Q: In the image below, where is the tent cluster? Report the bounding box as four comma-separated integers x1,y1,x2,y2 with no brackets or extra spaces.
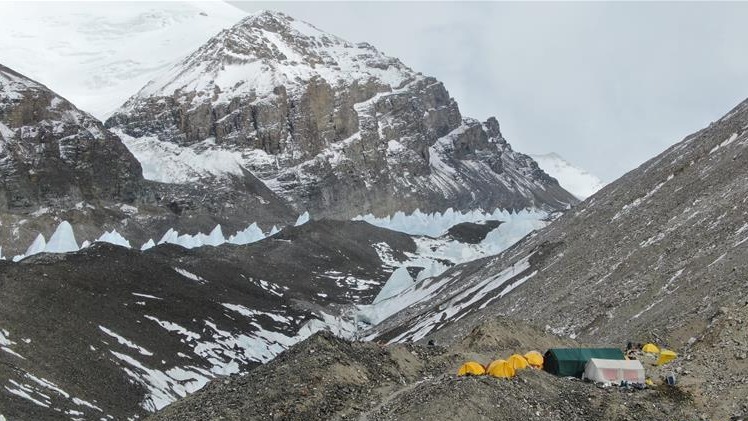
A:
457,345,678,386
457,351,544,379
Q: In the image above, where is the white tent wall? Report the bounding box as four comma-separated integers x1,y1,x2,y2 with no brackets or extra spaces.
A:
583,358,645,384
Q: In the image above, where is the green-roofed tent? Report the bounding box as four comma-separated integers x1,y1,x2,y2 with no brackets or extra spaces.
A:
543,348,625,377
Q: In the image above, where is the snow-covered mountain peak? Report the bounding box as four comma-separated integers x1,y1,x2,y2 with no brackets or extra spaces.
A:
530,152,606,199
0,1,247,119
1,64,98,134
0,65,43,99
132,9,414,106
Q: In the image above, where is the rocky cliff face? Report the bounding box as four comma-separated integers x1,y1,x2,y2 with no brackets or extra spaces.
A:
0,64,144,210
107,11,577,218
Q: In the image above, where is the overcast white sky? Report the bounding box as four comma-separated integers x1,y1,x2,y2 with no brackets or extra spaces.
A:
232,1,748,181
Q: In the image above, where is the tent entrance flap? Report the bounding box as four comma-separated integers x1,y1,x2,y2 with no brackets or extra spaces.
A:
543,348,625,377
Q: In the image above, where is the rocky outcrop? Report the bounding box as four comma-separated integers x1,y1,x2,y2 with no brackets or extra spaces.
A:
0,64,144,210
107,11,577,218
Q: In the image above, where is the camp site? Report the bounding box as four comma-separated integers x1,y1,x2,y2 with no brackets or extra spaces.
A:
457,342,679,389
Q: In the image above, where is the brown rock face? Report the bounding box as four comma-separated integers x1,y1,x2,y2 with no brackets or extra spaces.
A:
0,64,144,210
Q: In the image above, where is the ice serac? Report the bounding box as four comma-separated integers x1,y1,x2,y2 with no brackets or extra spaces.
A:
24,233,47,256
106,10,578,218
45,221,79,253
0,64,144,211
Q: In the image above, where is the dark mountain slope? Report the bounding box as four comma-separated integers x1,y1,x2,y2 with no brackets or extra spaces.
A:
0,221,413,420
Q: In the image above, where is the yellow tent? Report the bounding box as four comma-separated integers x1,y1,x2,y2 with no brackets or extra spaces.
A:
524,351,544,368
508,354,529,370
656,349,677,366
487,360,516,378
642,343,660,354
457,361,486,376
486,359,506,373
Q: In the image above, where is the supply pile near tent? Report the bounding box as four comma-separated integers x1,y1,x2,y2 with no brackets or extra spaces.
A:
544,348,625,377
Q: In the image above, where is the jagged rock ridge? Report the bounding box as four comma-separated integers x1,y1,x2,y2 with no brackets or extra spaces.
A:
107,10,578,218
0,64,144,210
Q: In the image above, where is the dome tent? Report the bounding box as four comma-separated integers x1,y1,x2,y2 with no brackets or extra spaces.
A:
508,354,529,370
524,351,544,368
457,361,486,376
487,360,515,378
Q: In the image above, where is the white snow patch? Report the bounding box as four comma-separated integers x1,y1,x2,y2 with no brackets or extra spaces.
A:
709,133,739,154
99,326,153,356
132,293,163,300
221,303,293,324
173,267,206,284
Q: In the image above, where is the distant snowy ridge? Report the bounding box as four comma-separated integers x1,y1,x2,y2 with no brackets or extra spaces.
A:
0,1,247,118
126,9,413,107
530,153,606,199
353,207,547,237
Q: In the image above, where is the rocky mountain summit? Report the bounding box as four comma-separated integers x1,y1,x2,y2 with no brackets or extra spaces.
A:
107,10,577,218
